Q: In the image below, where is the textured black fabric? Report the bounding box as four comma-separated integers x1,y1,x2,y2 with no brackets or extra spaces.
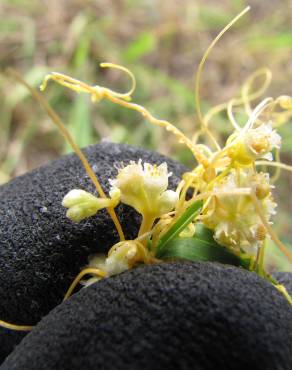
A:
2,261,292,370
0,330,24,365
0,142,187,362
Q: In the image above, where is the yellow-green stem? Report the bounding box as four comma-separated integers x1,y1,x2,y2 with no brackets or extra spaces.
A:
6,68,125,241
257,241,266,276
138,215,155,246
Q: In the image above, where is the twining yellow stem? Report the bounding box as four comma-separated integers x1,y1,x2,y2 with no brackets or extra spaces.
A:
6,68,125,241
194,6,250,149
202,68,272,132
63,267,107,300
271,150,281,183
138,215,156,245
40,69,209,166
257,151,283,184
104,93,209,166
241,68,272,116
206,165,232,191
203,102,229,127
256,160,292,173
176,175,194,212
0,319,33,332
40,63,136,102
257,240,266,276
227,99,242,131
135,213,175,245
184,187,252,208
131,240,156,264
208,98,275,169
99,62,136,98
243,97,274,132
150,218,172,249
134,241,153,264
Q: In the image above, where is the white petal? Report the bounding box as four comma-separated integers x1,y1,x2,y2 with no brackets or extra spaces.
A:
262,152,273,161
143,162,169,195
158,190,179,214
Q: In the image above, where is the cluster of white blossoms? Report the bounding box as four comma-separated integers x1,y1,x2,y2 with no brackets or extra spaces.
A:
35,23,292,308
63,160,178,224
62,160,178,277
202,170,277,255
228,122,281,165
61,114,284,274
109,160,178,220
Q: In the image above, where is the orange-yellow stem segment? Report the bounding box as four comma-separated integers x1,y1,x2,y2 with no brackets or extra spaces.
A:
63,267,107,300
0,319,33,332
6,68,125,241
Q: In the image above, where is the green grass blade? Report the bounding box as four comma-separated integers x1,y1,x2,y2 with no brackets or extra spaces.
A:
65,94,92,153
158,224,250,268
122,31,156,63
156,200,203,257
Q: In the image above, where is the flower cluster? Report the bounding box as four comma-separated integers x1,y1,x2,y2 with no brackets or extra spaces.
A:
47,59,292,310
62,160,178,225
110,160,178,220
36,6,292,306
62,160,177,277
3,7,292,336
202,170,277,255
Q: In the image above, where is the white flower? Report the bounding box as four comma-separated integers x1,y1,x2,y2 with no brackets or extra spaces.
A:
228,122,281,165
202,170,277,255
245,122,281,161
88,241,139,277
62,189,119,222
110,160,178,218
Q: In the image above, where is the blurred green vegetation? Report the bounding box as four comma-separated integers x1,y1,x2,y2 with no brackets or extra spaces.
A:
0,0,291,271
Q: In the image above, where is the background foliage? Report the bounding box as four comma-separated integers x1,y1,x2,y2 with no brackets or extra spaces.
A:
0,0,291,271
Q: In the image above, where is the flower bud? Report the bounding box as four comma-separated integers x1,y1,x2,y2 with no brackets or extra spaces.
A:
89,242,140,277
158,190,179,215
62,189,119,222
255,183,270,200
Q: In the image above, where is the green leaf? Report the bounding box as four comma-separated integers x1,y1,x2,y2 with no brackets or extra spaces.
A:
65,94,93,153
156,201,203,257
158,224,250,268
247,32,292,51
199,6,234,28
122,31,156,63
